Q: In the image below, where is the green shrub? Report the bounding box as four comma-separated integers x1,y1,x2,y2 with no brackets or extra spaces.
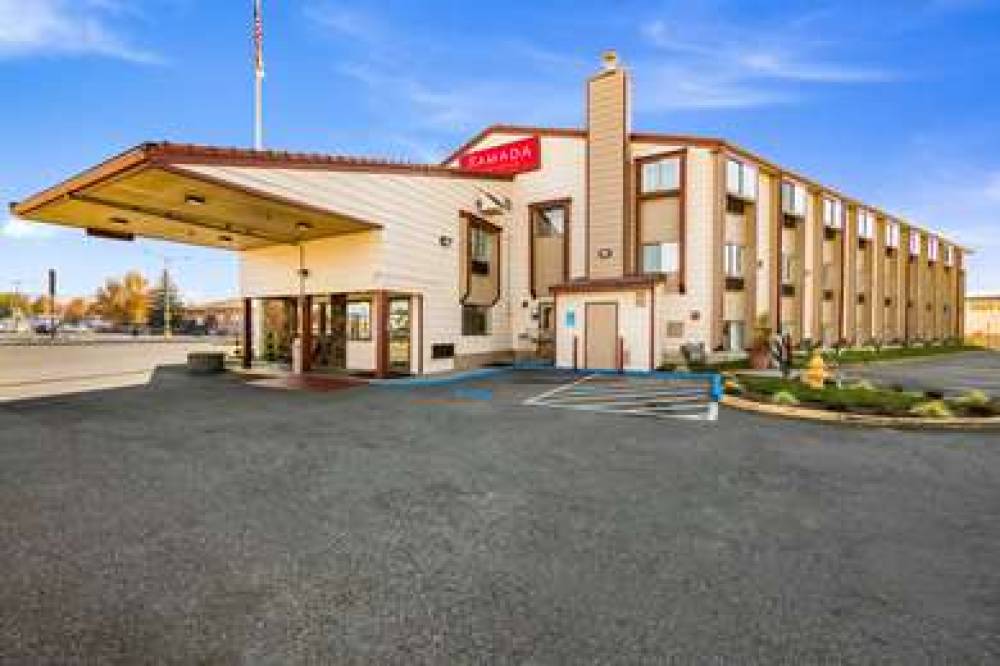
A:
954,389,990,408
849,379,876,391
772,390,799,406
909,400,953,418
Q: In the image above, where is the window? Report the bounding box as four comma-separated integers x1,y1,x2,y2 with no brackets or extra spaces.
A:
640,157,680,193
944,244,954,266
723,321,746,352
909,231,921,256
723,243,744,278
928,236,939,262
470,225,493,275
885,220,900,248
726,158,757,200
857,209,875,240
823,197,843,229
781,180,807,217
531,202,568,296
642,242,680,274
533,205,565,237
781,253,796,284
462,304,490,336
347,300,371,341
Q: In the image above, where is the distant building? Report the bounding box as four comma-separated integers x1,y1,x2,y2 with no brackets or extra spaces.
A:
183,298,242,335
966,294,1000,349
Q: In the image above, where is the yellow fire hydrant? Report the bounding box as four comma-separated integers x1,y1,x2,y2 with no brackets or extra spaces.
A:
802,350,828,389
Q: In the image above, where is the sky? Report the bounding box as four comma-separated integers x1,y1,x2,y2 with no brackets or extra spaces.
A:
1,0,999,301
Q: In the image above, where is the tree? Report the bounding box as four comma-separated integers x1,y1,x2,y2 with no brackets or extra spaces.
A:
0,292,30,319
94,271,149,327
62,297,89,324
31,295,54,317
148,269,184,333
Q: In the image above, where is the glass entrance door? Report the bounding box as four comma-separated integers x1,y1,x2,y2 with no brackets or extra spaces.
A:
387,297,411,374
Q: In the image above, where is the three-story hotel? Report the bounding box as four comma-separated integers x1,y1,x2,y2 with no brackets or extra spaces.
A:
12,52,969,377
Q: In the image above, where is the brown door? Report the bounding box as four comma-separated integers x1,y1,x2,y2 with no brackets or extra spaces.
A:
387,297,411,374
537,302,556,362
585,302,618,370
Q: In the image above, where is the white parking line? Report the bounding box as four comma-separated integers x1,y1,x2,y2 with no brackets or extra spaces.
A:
524,374,719,421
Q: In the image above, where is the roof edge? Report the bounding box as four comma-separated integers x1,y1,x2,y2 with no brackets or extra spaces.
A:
12,142,514,218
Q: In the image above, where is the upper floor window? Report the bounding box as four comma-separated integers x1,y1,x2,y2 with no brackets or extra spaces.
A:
533,204,565,237
726,158,757,200
944,244,954,266
885,220,900,248
822,197,843,229
530,201,569,296
640,157,680,193
781,180,807,217
723,243,744,278
857,209,875,240
470,225,493,275
928,235,939,262
909,231,921,256
781,253,796,284
642,241,679,274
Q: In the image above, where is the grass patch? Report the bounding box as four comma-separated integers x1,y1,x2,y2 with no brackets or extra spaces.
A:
735,375,1000,418
820,342,983,367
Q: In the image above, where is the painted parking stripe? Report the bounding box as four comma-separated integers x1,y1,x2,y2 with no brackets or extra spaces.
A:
524,373,719,421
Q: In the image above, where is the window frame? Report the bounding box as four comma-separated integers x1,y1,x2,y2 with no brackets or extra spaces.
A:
639,156,681,194
461,304,491,337
642,241,680,275
723,243,744,278
781,180,807,217
528,198,571,298
822,197,843,229
346,299,372,342
726,158,757,200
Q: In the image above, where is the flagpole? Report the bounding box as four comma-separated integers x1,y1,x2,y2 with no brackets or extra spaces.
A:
253,0,264,150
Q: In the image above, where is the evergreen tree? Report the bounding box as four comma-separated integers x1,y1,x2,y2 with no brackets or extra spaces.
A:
149,269,184,332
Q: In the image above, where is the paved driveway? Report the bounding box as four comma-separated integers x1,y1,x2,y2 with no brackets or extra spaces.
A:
1,368,998,663
845,349,1000,396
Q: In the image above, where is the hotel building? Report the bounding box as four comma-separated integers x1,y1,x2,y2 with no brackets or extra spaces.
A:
11,53,969,377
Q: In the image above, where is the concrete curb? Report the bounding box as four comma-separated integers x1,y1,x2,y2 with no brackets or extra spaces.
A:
722,394,1000,430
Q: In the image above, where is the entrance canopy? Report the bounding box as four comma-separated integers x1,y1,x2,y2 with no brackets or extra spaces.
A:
10,142,383,250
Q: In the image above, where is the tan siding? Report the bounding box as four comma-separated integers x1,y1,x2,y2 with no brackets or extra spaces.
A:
587,70,628,278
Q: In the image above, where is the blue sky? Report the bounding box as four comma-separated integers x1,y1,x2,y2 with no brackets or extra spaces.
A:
2,0,999,300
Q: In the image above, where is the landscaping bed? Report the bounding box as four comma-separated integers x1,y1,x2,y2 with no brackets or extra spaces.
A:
729,375,1000,419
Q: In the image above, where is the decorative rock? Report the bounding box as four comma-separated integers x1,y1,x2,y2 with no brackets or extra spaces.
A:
187,352,225,374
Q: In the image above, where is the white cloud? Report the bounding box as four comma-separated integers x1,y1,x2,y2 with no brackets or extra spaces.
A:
1,217,55,240
638,12,896,110
0,0,161,64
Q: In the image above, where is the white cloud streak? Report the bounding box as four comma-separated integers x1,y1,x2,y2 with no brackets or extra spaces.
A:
1,217,55,240
0,0,161,64
637,13,896,111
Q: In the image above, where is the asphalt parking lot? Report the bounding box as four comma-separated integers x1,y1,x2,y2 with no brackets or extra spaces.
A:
845,349,1000,396
1,367,998,663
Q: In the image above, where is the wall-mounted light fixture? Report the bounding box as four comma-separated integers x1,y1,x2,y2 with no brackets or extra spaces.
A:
184,194,206,206
295,221,313,231
439,235,453,248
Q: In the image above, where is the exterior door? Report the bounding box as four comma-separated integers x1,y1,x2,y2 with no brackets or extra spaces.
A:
537,302,556,363
387,297,411,374
585,302,618,370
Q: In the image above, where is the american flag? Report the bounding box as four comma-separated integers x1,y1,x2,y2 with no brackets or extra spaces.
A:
253,0,264,74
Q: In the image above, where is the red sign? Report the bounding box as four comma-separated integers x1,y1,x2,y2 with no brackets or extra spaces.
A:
459,136,541,175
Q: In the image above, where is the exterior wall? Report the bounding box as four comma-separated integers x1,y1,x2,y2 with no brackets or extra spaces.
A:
586,68,630,279
186,131,967,376
189,164,515,374
966,295,1000,348
555,288,653,371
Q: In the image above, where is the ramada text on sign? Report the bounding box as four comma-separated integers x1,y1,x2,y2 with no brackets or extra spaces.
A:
458,136,541,175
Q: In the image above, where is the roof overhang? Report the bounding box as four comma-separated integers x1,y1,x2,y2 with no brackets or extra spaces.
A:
9,142,505,250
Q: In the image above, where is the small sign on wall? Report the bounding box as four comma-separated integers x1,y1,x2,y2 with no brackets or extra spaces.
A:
565,308,576,328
